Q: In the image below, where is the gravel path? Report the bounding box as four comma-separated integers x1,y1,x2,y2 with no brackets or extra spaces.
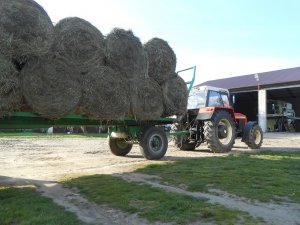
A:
0,132,300,224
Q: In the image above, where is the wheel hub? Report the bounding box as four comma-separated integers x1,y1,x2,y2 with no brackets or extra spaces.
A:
149,135,162,152
218,125,228,138
116,139,128,149
217,119,233,145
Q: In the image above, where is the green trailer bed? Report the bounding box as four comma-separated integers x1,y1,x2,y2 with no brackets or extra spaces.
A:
0,112,175,129
0,111,182,160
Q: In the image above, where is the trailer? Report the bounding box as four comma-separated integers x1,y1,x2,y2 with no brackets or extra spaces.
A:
0,67,196,160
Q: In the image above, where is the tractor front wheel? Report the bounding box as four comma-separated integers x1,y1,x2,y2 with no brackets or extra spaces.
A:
243,123,263,149
204,110,236,153
172,123,197,151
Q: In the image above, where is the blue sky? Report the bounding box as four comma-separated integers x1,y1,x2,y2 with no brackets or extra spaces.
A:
36,0,300,85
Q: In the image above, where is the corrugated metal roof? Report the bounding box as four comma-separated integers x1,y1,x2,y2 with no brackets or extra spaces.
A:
198,67,300,90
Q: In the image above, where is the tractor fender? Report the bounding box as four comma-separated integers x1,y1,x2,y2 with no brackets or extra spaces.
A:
197,107,235,121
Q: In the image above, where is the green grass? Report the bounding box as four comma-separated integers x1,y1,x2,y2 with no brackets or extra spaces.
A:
0,185,87,225
64,175,264,225
137,151,300,203
0,132,107,138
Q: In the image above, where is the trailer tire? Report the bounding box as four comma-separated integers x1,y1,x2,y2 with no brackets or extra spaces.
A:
243,123,263,149
139,127,168,160
108,137,133,156
204,110,236,153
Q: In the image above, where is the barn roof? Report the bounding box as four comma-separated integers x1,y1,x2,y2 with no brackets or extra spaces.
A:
198,67,300,91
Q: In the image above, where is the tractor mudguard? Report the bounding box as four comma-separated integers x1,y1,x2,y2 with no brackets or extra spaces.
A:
196,107,215,120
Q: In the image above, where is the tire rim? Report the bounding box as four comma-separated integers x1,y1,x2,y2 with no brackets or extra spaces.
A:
217,119,233,145
116,139,128,149
149,134,163,152
254,129,262,145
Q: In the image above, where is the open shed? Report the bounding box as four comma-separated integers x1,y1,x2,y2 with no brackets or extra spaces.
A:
199,67,300,132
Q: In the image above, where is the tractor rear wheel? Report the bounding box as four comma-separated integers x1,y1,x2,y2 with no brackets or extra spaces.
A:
204,110,236,153
108,137,133,156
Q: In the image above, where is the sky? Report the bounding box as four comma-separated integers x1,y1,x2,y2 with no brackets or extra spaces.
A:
35,0,300,85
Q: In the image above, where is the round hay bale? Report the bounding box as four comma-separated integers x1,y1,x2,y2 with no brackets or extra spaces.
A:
79,65,130,120
52,17,105,73
144,38,177,84
20,56,81,119
0,54,22,117
105,28,148,79
162,75,188,117
130,77,163,120
0,0,54,63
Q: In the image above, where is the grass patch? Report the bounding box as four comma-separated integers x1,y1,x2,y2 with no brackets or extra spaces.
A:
0,132,107,138
0,185,87,225
64,175,264,225
137,151,300,203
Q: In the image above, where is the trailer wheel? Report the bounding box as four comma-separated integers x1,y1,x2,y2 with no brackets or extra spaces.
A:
108,137,133,156
139,127,168,160
243,123,263,149
204,110,236,153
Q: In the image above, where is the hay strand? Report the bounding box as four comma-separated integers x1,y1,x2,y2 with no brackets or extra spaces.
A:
0,54,22,117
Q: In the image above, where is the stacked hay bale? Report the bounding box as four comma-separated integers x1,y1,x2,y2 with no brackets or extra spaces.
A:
20,56,81,119
129,77,164,120
80,65,130,120
0,0,54,65
51,17,105,73
144,38,188,117
144,38,177,84
50,17,121,119
105,28,163,120
161,73,188,116
0,54,22,117
105,28,148,79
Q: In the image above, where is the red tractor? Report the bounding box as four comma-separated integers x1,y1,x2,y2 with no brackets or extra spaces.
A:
172,85,263,152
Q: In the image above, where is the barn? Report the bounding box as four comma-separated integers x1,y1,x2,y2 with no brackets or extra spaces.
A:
199,67,300,132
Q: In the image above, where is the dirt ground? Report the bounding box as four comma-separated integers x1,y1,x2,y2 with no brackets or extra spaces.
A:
0,132,300,225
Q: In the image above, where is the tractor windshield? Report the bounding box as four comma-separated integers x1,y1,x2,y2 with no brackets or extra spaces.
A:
187,89,206,109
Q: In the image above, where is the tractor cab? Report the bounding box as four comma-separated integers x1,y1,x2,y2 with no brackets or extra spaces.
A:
187,85,247,123
188,85,231,109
